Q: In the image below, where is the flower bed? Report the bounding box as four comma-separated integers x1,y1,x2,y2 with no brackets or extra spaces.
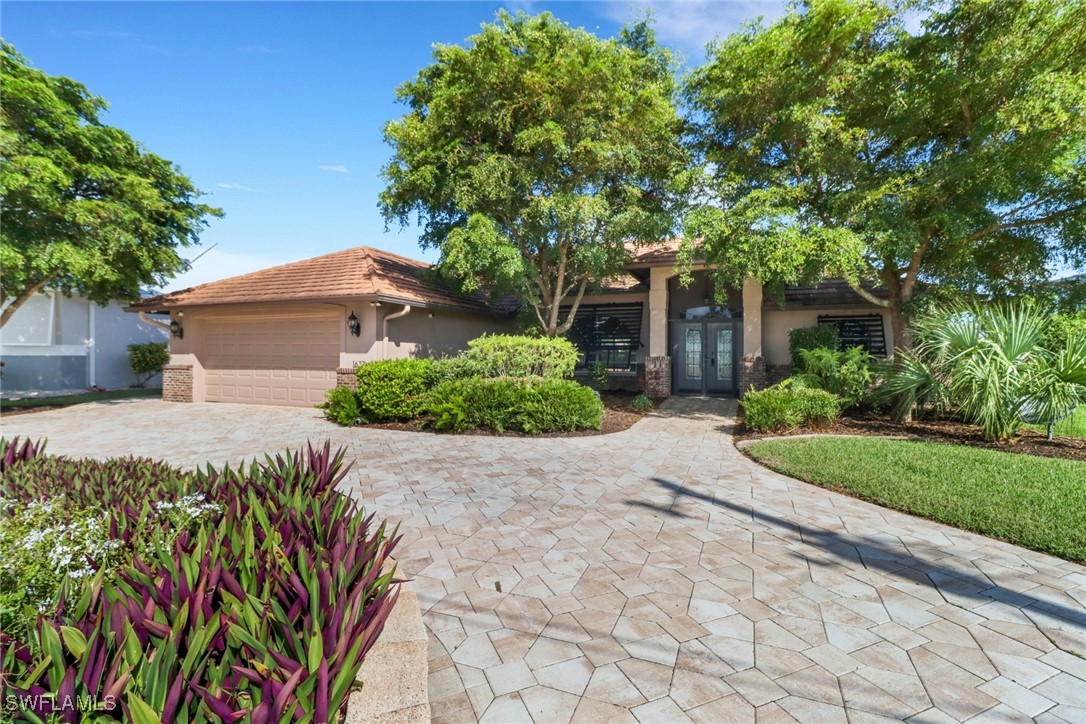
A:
0,438,398,722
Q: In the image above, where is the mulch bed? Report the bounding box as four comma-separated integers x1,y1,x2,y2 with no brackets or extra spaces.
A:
734,411,1086,462
357,391,650,437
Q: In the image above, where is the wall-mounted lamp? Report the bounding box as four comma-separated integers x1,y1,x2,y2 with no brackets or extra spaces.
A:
169,318,184,339
347,311,361,337
427,312,434,319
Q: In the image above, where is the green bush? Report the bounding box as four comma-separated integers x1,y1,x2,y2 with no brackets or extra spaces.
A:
632,393,653,411
587,362,609,390
127,341,170,387
878,302,1086,442
788,325,840,369
794,346,875,407
427,377,604,433
428,355,491,385
321,386,367,426
462,334,579,379
354,358,435,420
1043,311,1086,352
742,381,842,433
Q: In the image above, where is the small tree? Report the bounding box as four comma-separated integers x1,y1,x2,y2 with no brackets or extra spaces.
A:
128,342,170,388
0,43,221,327
381,12,689,335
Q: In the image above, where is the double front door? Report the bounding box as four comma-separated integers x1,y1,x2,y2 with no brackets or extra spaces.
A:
672,320,740,395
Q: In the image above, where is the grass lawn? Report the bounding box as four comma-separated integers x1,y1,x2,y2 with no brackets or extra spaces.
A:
0,388,161,411
746,436,1086,563
1025,405,1086,439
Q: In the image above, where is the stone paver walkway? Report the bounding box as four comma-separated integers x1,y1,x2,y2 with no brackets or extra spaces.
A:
5,398,1086,722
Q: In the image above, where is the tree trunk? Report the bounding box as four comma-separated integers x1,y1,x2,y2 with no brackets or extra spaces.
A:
0,279,49,328
883,273,912,354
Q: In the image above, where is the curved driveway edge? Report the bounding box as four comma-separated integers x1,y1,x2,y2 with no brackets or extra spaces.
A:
5,397,1086,722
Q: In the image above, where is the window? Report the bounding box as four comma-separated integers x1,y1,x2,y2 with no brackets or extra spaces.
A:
817,314,887,357
560,303,643,371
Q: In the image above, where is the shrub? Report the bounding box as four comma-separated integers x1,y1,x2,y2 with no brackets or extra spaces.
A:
461,334,579,379
742,381,842,433
0,438,398,723
355,358,435,420
427,377,604,433
794,346,875,407
878,302,1086,442
1043,311,1086,352
632,393,653,411
587,362,609,390
321,385,367,426
428,355,490,385
128,341,170,387
788,325,840,369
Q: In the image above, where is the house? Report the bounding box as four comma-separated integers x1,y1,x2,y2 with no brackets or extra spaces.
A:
129,243,892,407
1,292,170,392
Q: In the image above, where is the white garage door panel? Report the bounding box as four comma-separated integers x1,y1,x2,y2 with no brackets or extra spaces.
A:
203,316,339,407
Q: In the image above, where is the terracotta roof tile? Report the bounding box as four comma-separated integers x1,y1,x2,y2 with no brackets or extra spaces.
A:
130,246,515,315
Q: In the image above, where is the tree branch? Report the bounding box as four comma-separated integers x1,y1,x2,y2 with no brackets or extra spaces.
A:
0,278,50,328
556,279,589,335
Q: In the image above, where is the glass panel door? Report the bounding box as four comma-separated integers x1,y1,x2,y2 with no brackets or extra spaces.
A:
671,321,704,393
707,323,736,394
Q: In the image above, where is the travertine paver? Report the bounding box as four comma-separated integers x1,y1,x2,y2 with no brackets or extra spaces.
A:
6,397,1086,722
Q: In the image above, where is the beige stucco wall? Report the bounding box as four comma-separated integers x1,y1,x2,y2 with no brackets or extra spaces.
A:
762,307,893,366
361,305,515,364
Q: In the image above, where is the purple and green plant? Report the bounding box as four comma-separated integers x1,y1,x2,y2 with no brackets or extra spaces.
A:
0,438,400,723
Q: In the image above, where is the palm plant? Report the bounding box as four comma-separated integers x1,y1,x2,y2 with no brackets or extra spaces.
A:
880,303,1086,442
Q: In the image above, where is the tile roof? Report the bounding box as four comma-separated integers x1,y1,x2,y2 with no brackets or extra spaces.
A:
130,246,515,315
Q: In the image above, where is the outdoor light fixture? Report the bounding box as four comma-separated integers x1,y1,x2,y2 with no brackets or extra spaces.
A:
428,312,434,318
369,301,382,308
169,318,184,339
347,311,361,337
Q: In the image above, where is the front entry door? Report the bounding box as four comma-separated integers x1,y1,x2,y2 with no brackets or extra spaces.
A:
672,320,739,395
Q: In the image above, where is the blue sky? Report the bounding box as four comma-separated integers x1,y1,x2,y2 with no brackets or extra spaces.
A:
4,1,784,291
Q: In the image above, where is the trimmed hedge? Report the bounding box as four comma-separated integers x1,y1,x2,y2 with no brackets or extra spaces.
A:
788,325,840,369
461,334,579,379
742,381,842,432
354,358,435,420
427,377,604,433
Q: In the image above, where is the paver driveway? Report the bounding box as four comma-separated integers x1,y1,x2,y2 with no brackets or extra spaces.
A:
5,398,1086,722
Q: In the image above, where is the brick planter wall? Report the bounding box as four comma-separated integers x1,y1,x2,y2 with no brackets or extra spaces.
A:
766,364,792,386
162,365,193,403
644,356,671,399
737,356,766,398
336,367,359,391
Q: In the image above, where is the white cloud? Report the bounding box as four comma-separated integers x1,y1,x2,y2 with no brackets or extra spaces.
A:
318,164,349,173
600,1,787,60
217,182,257,192
162,249,302,292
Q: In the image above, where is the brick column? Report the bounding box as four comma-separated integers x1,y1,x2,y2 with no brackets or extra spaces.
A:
737,356,766,398
336,367,358,390
162,365,193,403
644,356,671,399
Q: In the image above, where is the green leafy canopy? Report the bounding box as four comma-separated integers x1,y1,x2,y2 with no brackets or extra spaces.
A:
685,0,1086,349
0,42,222,326
380,11,690,334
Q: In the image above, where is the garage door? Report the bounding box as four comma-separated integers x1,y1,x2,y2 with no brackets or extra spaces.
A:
203,315,339,407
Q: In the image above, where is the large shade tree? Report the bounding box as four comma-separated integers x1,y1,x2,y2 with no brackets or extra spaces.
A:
0,43,221,327
380,12,688,335
685,0,1086,350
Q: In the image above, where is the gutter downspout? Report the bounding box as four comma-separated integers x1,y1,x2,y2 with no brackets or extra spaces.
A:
88,303,96,388
138,311,172,333
382,304,411,359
